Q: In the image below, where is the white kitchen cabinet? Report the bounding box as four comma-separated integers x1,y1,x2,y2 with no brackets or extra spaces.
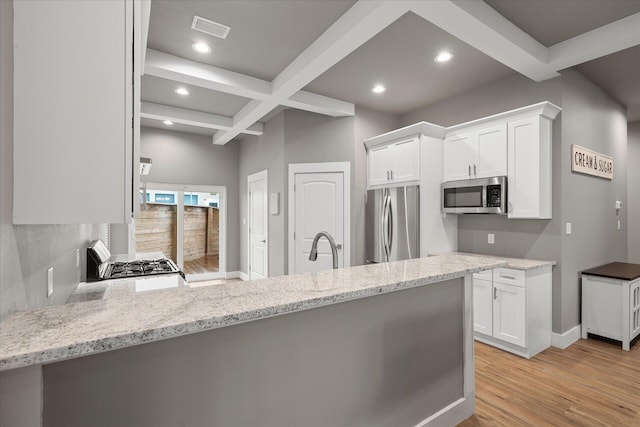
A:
13,0,140,224
581,263,640,351
366,136,420,187
473,274,493,336
443,102,561,219
444,124,507,181
473,266,552,358
507,115,553,219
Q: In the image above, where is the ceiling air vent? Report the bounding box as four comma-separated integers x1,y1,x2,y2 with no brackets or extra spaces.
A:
191,15,230,39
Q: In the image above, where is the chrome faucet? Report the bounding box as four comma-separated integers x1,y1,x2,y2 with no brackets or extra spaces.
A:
308,231,339,269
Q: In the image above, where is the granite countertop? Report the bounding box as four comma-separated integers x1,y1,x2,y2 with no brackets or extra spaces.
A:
0,254,506,371
444,252,556,271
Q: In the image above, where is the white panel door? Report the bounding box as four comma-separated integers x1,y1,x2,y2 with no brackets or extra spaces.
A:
249,172,268,280
473,278,493,335
508,117,540,218
293,172,344,274
475,124,507,178
443,133,474,181
493,282,526,347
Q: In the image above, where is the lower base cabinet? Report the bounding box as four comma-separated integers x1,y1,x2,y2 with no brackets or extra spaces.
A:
473,266,552,358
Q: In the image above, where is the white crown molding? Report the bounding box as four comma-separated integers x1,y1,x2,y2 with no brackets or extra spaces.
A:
140,102,264,135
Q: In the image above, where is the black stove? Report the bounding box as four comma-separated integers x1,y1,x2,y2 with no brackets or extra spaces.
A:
104,259,181,279
86,240,183,281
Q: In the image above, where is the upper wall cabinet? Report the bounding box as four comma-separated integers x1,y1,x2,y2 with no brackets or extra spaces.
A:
364,122,447,189
443,102,561,219
13,0,141,224
367,136,420,187
444,123,507,181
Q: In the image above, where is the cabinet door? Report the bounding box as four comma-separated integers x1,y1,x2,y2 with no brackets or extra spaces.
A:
473,278,493,335
390,137,420,183
368,144,392,187
493,282,526,347
475,124,507,178
13,0,134,224
507,117,552,219
443,132,474,181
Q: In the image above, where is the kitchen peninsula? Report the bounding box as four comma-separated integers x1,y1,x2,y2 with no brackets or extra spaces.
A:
0,254,506,427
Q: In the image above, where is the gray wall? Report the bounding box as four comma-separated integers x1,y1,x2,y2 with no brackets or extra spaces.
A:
559,69,628,333
238,108,398,276
1,0,102,321
43,279,464,427
140,127,241,272
238,113,286,276
628,121,640,263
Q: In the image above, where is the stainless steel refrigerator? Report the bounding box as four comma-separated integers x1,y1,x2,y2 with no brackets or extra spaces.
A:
366,185,419,263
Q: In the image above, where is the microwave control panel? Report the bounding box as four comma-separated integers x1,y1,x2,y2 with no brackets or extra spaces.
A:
486,185,503,208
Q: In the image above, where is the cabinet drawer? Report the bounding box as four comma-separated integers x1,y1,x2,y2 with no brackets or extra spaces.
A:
473,269,493,281
494,268,525,287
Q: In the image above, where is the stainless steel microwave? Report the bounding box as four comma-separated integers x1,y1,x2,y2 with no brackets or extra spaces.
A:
442,176,507,214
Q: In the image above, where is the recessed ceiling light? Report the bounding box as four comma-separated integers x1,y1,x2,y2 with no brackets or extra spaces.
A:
372,84,386,94
163,120,174,126
175,87,190,96
192,41,211,54
434,51,454,63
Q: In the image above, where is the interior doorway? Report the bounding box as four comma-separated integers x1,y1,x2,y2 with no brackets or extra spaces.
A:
248,170,268,280
136,183,226,282
288,162,350,274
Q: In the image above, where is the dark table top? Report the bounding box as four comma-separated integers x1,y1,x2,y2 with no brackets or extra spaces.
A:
582,262,640,281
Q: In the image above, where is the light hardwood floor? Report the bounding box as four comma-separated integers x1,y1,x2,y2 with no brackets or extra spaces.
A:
459,338,640,426
183,254,219,275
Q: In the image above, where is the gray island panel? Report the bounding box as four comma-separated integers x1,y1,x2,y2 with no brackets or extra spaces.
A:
43,278,464,427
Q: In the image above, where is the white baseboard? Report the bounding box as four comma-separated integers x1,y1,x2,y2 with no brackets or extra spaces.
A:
225,271,249,281
551,324,581,349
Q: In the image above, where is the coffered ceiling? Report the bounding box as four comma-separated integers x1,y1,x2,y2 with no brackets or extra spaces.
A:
141,0,640,143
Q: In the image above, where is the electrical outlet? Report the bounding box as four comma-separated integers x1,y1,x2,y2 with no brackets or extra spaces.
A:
488,233,495,244
617,220,621,230
76,248,80,268
47,267,54,297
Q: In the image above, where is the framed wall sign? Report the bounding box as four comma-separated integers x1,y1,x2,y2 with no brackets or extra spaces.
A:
571,144,613,180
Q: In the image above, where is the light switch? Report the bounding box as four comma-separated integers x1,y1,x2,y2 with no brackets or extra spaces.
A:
617,220,621,230
566,222,572,235
488,234,495,244
270,193,280,215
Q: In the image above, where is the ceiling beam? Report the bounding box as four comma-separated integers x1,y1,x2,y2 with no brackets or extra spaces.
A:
547,12,640,71
145,49,271,100
410,0,557,82
213,1,407,145
145,49,354,117
140,102,264,135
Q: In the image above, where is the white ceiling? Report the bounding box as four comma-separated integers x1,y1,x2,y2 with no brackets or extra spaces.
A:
141,0,640,141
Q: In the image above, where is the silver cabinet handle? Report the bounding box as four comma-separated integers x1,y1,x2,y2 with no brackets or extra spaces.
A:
500,274,516,280
468,165,471,177
260,240,266,243
386,171,390,181
390,170,394,180
494,287,498,300
474,164,477,176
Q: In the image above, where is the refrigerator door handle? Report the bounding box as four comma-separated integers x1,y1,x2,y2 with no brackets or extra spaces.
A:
387,194,393,258
382,190,390,261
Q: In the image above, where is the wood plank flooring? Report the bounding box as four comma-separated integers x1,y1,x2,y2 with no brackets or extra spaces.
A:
183,254,219,275
459,338,640,426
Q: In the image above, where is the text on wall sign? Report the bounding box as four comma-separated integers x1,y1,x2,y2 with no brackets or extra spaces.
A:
571,144,613,180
